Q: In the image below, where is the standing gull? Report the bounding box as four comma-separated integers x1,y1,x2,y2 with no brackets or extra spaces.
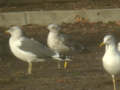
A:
6,26,60,74
100,35,120,90
47,24,85,69
47,24,75,69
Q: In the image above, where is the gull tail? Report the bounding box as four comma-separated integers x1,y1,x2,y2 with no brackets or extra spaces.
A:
52,56,63,61
52,55,72,61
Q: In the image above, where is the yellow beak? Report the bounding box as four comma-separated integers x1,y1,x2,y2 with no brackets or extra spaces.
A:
99,42,105,47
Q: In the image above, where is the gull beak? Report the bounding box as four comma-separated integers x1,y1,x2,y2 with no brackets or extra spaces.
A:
99,42,105,47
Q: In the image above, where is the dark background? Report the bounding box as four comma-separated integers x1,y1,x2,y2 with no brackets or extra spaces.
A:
0,0,120,12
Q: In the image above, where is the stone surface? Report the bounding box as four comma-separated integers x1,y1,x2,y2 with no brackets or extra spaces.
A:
0,9,120,26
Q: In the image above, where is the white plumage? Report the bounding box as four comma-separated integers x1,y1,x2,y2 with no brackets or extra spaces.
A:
6,26,60,74
47,24,71,69
101,35,120,90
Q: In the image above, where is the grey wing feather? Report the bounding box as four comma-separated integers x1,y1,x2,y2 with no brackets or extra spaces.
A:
18,37,54,57
58,33,72,48
59,33,85,52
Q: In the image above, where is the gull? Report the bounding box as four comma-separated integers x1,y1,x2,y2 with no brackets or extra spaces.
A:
6,26,61,74
100,35,120,90
47,24,84,69
47,24,71,69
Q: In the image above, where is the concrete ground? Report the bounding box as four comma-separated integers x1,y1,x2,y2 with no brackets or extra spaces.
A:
0,22,120,90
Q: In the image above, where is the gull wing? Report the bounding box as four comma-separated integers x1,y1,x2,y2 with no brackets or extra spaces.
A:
18,37,54,58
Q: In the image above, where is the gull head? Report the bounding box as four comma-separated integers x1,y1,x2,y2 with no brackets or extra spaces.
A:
6,26,23,37
100,35,115,47
47,24,61,33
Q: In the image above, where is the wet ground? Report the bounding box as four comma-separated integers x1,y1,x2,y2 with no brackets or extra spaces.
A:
0,22,120,90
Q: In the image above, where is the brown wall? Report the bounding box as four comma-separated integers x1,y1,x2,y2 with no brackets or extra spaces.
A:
0,0,78,5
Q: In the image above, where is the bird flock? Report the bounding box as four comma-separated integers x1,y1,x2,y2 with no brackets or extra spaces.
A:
4,24,120,90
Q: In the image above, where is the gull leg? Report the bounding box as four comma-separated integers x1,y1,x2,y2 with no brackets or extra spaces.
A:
64,61,68,69
55,52,61,69
28,62,32,74
112,75,117,90
64,56,71,69
57,61,61,69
